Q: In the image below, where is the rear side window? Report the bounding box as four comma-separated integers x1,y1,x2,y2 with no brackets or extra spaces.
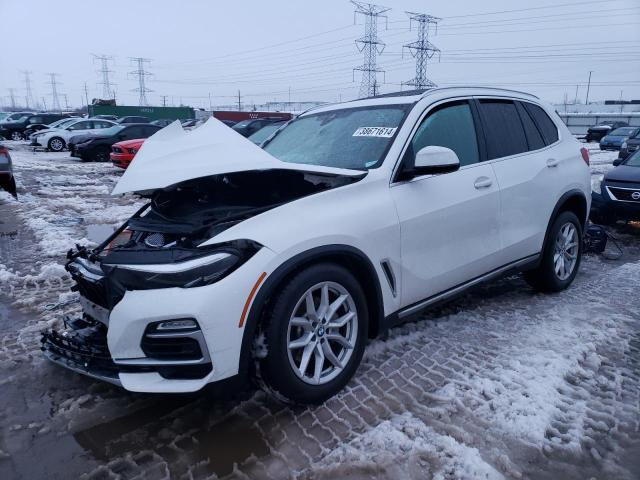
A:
522,102,559,145
515,102,545,151
411,101,479,167
477,100,528,160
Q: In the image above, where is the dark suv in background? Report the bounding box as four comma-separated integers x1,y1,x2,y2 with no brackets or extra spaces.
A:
0,113,70,140
69,123,161,161
585,121,628,142
231,118,285,137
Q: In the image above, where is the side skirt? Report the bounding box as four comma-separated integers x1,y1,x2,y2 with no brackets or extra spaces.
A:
383,253,540,330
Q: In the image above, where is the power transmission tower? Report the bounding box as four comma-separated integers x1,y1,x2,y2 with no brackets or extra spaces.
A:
237,90,242,111
63,94,70,110
351,1,390,98
160,95,168,107
7,88,17,109
402,12,440,90
21,70,36,109
129,57,153,106
92,54,116,99
46,73,62,111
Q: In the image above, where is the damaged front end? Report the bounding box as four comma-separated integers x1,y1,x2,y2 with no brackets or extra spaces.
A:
41,169,362,387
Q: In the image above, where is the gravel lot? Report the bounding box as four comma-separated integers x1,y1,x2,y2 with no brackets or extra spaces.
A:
0,141,638,479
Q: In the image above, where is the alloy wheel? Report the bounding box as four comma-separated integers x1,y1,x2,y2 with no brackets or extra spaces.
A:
286,281,358,385
49,138,64,151
10,131,23,141
553,222,578,280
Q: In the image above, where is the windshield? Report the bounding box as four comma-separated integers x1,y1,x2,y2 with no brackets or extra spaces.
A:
232,120,252,129
248,122,284,144
625,150,640,167
610,127,636,136
263,105,408,169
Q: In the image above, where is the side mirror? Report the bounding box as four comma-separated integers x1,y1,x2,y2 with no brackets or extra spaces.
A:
411,146,460,176
612,158,622,167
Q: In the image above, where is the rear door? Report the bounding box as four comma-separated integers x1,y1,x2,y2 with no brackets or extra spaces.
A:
476,98,562,262
390,99,503,308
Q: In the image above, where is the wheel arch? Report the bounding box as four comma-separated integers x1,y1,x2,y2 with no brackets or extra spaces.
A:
238,244,385,378
542,189,588,249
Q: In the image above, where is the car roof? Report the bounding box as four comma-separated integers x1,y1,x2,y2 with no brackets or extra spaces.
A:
303,86,541,116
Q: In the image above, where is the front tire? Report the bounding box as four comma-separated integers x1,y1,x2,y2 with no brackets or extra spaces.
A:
524,211,582,292
10,131,23,141
48,137,65,152
259,263,368,404
94,146,110,162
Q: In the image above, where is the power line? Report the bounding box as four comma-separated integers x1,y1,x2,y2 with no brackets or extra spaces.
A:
129,57,153,106
21,70,36,110
46,73,62,111
402,12,440,90
93,54,116,99
352,1,391,98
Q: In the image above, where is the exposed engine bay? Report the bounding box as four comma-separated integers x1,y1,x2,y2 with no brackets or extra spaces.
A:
41,169,363,383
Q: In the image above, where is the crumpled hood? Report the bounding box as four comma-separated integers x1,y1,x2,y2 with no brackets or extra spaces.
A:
112,118,364,195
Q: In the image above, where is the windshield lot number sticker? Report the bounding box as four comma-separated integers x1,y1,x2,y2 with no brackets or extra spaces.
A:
353,127,397,138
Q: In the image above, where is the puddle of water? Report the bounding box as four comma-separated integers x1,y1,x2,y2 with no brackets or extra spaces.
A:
86,224,114,243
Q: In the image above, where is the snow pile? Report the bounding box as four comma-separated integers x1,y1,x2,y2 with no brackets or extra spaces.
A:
308,412,504,480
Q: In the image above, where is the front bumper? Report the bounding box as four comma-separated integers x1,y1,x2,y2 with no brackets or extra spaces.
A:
110,152,133,169
41,247,276,393
591,189,640,222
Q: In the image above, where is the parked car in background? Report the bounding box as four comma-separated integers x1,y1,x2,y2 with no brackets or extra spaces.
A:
43,88,591,403
585,121,629,142
599,127,639,151
69,124,161,161
1,112,34,123
151,118,175,127
247,121,286,145
0,145,17,197
91,115,119,122
618,129,640,159
24,116,81,138
221,119,236,127
0,113,69,140
232,117,284,137
591,149,640,225
31,118,118,152
110,138,144,169
118,116,150,124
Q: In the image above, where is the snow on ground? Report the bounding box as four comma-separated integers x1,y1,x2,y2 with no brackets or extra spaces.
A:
0,141,638,480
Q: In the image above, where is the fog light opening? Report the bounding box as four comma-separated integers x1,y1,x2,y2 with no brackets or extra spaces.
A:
156,319,198,331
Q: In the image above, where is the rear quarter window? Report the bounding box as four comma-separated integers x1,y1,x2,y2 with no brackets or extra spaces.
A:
522,102,559,145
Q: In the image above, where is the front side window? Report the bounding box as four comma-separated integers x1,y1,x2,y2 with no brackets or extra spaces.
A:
28,116,43,124
264,105,408,170
410,101,479,167
625,150,640,167
68,121,91,131
478,100,528,160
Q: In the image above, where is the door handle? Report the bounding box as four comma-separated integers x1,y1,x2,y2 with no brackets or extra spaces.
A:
474,176,493,189
546,158,560,168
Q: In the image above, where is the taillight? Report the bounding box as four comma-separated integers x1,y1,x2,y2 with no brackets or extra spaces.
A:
580,147,590,166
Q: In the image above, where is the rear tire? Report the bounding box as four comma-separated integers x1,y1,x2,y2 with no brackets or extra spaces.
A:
10,131,23,141
524,211,582,292
258,263,368,404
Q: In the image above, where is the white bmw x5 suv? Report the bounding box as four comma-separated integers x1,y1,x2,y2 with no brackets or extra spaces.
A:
42,87,591,404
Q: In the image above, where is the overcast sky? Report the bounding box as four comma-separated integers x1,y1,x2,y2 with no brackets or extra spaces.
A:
0,0,638,110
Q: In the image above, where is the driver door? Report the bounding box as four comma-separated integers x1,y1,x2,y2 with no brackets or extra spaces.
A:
390,99,503,308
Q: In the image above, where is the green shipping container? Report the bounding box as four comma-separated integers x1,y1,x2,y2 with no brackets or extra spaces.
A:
88,105,195,121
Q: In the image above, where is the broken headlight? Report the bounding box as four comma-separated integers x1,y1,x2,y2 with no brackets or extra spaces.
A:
102,251,242,290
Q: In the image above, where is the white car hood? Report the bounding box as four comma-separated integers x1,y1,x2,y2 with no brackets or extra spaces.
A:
112,118,364,195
